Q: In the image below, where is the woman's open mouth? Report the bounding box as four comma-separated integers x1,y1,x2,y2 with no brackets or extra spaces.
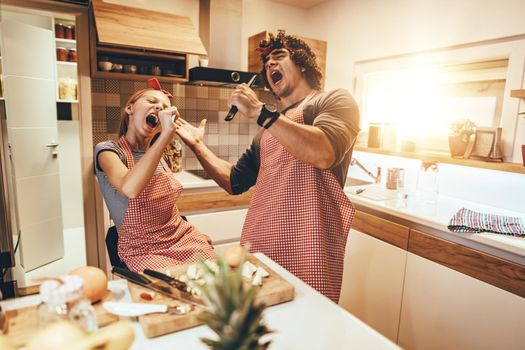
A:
145,113,159,127
271,71,283,85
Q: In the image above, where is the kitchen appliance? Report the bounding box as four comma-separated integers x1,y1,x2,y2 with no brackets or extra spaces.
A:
187,67,261,88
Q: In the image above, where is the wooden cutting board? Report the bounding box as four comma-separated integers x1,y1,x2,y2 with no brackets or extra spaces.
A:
128,254,295,338
5,290,119,347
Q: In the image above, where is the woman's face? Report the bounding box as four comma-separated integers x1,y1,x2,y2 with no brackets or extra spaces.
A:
125,90,171,138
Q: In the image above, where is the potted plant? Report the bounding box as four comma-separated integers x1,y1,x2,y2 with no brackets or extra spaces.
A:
449,118,476,158
197,250,272,350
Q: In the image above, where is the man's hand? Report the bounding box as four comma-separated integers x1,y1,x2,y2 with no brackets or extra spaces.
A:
229,84,264,119
175,117,207,149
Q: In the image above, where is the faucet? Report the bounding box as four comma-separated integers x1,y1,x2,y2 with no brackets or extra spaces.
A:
350,158,382,184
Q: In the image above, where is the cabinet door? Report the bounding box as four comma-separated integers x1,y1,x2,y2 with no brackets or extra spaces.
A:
398,252,525,350
185,209,247,245
339,228,407,342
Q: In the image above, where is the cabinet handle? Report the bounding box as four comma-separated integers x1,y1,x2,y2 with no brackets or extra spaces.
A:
46,142,59,148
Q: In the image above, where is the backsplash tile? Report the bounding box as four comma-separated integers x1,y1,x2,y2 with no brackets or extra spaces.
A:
91,79,272,172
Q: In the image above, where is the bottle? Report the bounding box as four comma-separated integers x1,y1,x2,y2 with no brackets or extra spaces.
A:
37,275,98,333
416,161,439,205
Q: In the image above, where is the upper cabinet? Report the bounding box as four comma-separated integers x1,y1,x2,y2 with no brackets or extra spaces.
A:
90,0,207,83
248,31,327,89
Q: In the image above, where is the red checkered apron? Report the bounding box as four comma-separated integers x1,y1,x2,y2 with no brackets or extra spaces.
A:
117,137,215,272
241,93,355,303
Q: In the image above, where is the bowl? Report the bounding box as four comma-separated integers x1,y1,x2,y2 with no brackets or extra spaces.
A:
123,64,137,74
111,64,123,73
98,60,112,72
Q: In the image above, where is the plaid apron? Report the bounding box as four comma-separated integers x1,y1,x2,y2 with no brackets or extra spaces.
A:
117,137,214,272
241,93,355,303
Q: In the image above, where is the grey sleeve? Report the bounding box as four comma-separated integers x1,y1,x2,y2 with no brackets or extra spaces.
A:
304,89,360,167
94,141,127,173
230,131,262,195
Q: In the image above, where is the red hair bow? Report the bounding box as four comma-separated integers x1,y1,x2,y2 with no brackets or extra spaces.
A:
147,78,173,98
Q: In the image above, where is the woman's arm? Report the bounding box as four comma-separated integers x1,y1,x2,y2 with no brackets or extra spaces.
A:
98,107,179,198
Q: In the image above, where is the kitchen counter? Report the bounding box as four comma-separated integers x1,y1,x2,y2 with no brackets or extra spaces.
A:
0,253,399,350
345,184,525,266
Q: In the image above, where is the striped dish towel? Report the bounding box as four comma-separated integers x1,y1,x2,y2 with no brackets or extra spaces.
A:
448,208,525,237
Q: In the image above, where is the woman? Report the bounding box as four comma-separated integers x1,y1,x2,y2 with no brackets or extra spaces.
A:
94,78,214,272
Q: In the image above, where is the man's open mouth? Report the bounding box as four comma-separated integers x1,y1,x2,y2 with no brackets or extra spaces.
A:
146,113,159,127
271,71,283,85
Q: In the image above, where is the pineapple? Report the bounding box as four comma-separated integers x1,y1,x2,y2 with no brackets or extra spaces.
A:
197,252,272,350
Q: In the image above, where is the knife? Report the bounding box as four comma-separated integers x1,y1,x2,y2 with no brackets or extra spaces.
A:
111,267,205,308
143,269,188,291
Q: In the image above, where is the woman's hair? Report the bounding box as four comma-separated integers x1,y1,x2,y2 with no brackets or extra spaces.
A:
257,30,322,91
118,88,154,137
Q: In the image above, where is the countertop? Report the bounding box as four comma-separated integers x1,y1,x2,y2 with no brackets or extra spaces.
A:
344,184,525,266
0,253,399,350
174,170,525,265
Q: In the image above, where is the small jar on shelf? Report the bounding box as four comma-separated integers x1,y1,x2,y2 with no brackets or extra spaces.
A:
59,78,77,101
64,25,74,40
67,48,77,62
54,23,65,39
56,47,67,61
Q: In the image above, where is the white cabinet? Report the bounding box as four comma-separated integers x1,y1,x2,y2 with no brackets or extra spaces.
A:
398,252,525,350
185,208,247,254
340,228,407,342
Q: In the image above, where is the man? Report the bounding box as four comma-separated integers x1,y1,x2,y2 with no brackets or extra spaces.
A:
176,30,359,303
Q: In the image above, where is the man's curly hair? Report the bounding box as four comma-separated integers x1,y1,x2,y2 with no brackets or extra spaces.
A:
257,30,322,91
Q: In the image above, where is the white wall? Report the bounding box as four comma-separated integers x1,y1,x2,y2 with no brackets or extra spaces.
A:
308,0,525,91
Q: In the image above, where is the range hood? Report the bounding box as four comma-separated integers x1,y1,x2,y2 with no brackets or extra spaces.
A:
187,67,262,88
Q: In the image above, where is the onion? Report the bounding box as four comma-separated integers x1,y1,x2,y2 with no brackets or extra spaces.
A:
69,266,108,303
223,245,244,267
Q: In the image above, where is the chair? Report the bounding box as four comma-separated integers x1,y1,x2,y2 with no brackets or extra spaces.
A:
105,217,189,269
105,226,128,269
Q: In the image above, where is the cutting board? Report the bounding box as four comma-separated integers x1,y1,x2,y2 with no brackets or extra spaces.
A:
128,254,295,338
5,290,119,347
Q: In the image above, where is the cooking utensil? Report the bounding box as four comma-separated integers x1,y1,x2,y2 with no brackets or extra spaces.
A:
111,267,205,308
143,269,187,291
224,74,258,122
102,301,192,317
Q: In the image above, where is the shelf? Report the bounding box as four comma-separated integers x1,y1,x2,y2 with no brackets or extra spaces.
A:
57,99,78,103
354,145,525,174
93,70,188,83
55,38,76,45
511,89,525,98
57,61,77,66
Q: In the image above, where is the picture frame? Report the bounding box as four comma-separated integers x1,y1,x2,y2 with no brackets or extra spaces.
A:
466,127,503,162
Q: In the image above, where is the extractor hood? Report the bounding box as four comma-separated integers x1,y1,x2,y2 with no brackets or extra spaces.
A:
187,67,262,88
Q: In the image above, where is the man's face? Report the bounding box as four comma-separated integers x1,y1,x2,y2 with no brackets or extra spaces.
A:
264,48,304,98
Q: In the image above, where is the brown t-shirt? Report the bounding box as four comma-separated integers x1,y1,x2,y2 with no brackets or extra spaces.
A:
230,88,360,195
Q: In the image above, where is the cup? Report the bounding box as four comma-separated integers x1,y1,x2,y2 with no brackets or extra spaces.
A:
386,168,405,190
151,66,161,76
368,124,382,148
123,64,137,74
111,64,123,73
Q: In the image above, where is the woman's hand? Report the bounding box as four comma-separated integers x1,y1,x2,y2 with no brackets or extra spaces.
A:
158,106,180,136
175,117,207,149
229,84,263,119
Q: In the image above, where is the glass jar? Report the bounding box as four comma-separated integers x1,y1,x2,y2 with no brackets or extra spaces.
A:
56,47,67,61
58,78,78,101
64,25,73,40
37,275,98,333
54,23,64,39
416,161,439,204
68,48,77,62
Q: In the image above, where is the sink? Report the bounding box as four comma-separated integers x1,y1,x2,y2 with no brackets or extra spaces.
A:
345,177,373,187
